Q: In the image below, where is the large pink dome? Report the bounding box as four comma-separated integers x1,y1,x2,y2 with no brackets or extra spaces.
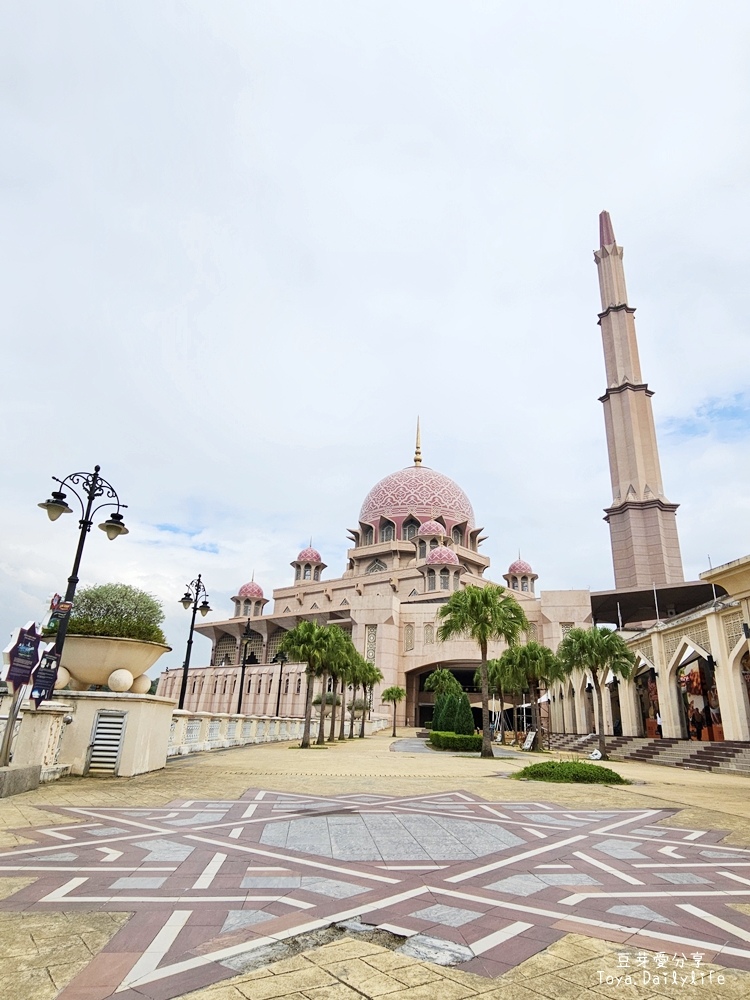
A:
425,546,460,566
508,559,533,575
359,466,475,528
238,581,264,599
296,546,322,564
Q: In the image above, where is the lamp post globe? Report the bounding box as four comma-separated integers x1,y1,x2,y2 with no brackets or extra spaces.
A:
177,575,211,711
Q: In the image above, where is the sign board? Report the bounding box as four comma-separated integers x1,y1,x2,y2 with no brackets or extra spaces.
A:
30,650,60,707
3,622,43,689
41,595,73,635
521,730,537,751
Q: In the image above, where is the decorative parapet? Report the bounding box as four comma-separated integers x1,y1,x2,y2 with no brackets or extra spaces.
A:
166,712,320,756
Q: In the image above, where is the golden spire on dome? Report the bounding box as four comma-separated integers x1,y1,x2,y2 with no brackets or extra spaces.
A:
414,417,422,467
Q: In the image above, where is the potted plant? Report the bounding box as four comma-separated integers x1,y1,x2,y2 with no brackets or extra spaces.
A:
56,583,171,694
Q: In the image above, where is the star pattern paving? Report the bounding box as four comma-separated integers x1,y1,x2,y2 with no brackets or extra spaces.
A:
2,790,750,999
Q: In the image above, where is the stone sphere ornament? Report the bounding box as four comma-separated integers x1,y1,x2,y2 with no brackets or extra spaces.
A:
108,669,134,693
130,673,152,694
54,666,71,690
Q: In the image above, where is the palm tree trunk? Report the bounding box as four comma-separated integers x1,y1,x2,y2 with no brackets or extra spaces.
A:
359,686,368,738
328,675,338,741
301,671,315,749
512,692,518,743
498,684,506,744
348,683,359,738
593,671,608,759
479,640,492,758
316,671,328,744
338,683,348,740
391,701,397,738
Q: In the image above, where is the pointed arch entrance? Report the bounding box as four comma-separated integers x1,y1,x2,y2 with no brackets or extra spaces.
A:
633,658,661,738
674,646,723,741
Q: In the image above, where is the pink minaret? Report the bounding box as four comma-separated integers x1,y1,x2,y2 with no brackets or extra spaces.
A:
595,212,684,588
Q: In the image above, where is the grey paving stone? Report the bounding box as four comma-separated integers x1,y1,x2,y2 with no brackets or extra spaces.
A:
485,874,547,896
595,838,648,859
26,852,78,861
300,877,368,898
411,904,482,927
631,828,666,837
110,876,167,889
221,910,273,934
608,904,677,925
656,871,710,884
88,826,129,837
701,849,746,858
134,838,195,862
398,933,474,965
538,873,601,886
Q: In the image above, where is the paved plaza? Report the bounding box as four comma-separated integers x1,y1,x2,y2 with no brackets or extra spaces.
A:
2,734,750,999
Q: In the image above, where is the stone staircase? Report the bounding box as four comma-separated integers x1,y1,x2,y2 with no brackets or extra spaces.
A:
547,733,750,776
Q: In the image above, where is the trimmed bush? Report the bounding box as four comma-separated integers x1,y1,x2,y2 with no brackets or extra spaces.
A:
66,583,166,643
453,692,475,735
429,731,483,753
513,761,629,784
435,693,458,734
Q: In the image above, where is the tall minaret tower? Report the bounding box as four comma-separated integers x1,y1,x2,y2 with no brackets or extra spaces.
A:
595,211,684,589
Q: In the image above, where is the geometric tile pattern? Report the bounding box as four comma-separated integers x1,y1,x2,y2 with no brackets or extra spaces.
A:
2,789,750,999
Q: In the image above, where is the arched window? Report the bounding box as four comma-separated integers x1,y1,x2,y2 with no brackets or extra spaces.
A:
511,577,519,590
296,676,301,693
313,567,320,581
427,569,436,591
363,527,374,545
440,569,450,590
255,601,262,616
521,576,529,592
452,528,463,546
295,566,301,580
243,599,251,615
303,565,311,580
234,600,241,617
366,558,387,574
403,519,419,541
430,538,438,550
284,677,289,693
418,540,427,559
453,571,460,590
381,522,395,542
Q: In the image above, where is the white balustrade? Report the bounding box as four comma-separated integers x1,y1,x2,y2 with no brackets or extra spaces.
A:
166,712,310,757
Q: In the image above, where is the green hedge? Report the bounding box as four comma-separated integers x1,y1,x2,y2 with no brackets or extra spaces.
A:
513,761,629,784
429,731,483,752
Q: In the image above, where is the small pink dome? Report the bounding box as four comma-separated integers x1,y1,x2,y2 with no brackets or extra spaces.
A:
418,519,446,536
426,546,460,566
508,559,533,576
238,581,264,599
296,546,322,564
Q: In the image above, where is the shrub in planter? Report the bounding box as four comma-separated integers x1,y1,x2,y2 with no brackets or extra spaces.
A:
57,583,170,693
65,583,166,643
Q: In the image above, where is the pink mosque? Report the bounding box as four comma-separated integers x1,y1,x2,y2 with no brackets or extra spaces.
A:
157,215,750,743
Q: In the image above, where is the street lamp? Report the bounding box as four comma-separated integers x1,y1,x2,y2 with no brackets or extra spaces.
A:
177,575,211,710
38,465,129,660
237,618,256,714
273,650,288,717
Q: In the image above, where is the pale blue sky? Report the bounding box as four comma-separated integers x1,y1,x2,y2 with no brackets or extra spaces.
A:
2,2,749,668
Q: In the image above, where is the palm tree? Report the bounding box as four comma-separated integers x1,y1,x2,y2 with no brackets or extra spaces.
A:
359,662,384,738
438,585,529,759
423,668,463,697
487,652,526,744
557,626,635,760
346,653,370,739
510,641,562,746
382,686,406,737
316,625,349,745
279,620,329,749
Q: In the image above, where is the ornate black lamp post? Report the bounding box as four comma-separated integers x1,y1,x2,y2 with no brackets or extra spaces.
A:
273,650,288,717
38,465,129,660
0,467,129,769
177,575,211,710
237,618,256,714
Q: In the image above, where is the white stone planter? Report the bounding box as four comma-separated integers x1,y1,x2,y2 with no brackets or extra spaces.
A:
60,635,171,694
